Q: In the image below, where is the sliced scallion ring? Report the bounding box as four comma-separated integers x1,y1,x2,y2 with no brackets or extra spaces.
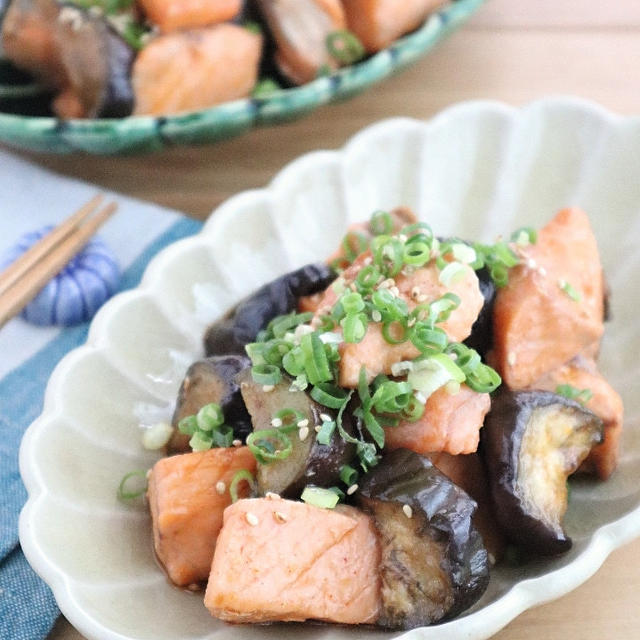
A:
117,470,148,501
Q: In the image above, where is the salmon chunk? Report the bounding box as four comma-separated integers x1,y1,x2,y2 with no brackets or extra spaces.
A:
343,0,447,53
333,261,484,387
492,208,605,389
132,25,262,116
139,0,242,33
147,446,256,587
385,384,491,455
205,499,381,623
532,356,623,479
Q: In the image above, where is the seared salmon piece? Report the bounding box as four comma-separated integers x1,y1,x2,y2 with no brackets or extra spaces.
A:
492,208,605,389
147,446,256,588
385,384,490,455
429,452,505,563
333,261,484,387
205,499,381,623
139,0,241,33
532,356,623,480
132,25,262,115
343,0,447,53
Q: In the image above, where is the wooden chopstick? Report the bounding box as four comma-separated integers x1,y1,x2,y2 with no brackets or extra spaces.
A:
0,194,105,297
0,197,117,328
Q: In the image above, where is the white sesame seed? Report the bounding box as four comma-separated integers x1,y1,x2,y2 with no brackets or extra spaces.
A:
417,294,428,303
390,286,400,297
371,310,382,323
299,426,310,441
271,418,283,427
232,439,242,447
402,504,413,518
527,258,537,270
273,511,288,523
216,481,226,495
346,484,359,495
297,418,309,428
314,425,322,433
411,286,421,299
320,413,332,423
538,266,547,276
245,512,259,526
350,283,357,292
398,234,408,243
488,553,496,565
265,491,281,500
262,385,275,392
507,352,517,366
407,317,417,328
414,391,427,405
363,256,373,266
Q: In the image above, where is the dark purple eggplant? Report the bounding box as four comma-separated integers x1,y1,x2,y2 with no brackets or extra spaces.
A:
482,389,603,555
1,0,134,118
204,262,335,356
168,355,252,454
238,368,354,497
464,266,495,358
356,448,489,629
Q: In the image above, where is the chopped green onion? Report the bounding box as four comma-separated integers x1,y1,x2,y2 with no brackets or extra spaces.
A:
246,429,292,464
341,231,369,262
410,323,448,355
300,332,333,385
229,469,256,503
429,293,461,324
329,486,346,501
189,430,214,452
356,265,381,291
282,347,305,376
178,415,198,436
316,63,332,78
196,402,224,432
402,395,425,422
403,240,432,266
251,363,282,385
439,261,467,286
451,243,477,264
274,408,306,429
117,470,148,501
270,311,313,338
317,314,338,332
251,78,281,98
310,383,349,409
243,20,262,35
211,424,235,448
408,353,465,400
556,384,593,404
316,417,336,445
382,319,409,344
341,291,365,314
371,288,408,321
370,210,393,235
301,486,340,509
341,312,368,343
371,380,412,414
464,363,502,393
339,464,359,486
326,29,366,65
511,227,537,246
559,279,581,302
363,411,385,448
371,235,405,277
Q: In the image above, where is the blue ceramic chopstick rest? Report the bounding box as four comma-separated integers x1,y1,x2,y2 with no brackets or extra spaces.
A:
0,225,120,326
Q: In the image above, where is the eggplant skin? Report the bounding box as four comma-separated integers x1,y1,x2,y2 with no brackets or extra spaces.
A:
357,449,489,629
204,263,335,356
168,355,252,453
482,389,603,556
464,266,495,358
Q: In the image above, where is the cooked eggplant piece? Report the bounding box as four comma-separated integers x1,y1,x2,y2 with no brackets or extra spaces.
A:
204,262,335,356
255,0,347,85
168,355,252,454
356,449,489,629
482,389,603,555
238,368,354,497
464,266,495,358
2,0,134,118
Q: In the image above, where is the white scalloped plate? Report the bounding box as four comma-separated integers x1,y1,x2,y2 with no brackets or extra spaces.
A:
20,97,640,640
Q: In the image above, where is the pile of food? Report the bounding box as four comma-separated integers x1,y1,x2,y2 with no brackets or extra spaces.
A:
0,0,448,118
124,206,622,630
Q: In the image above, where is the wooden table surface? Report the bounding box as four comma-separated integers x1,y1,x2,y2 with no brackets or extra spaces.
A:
13,0,639,638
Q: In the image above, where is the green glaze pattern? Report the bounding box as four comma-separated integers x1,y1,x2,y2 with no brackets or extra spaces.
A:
0,0,486,155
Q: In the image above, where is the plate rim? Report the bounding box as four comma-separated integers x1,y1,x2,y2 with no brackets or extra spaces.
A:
19,95,640,640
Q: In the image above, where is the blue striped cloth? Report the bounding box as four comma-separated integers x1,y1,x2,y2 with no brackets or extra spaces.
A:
0,217,202,640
